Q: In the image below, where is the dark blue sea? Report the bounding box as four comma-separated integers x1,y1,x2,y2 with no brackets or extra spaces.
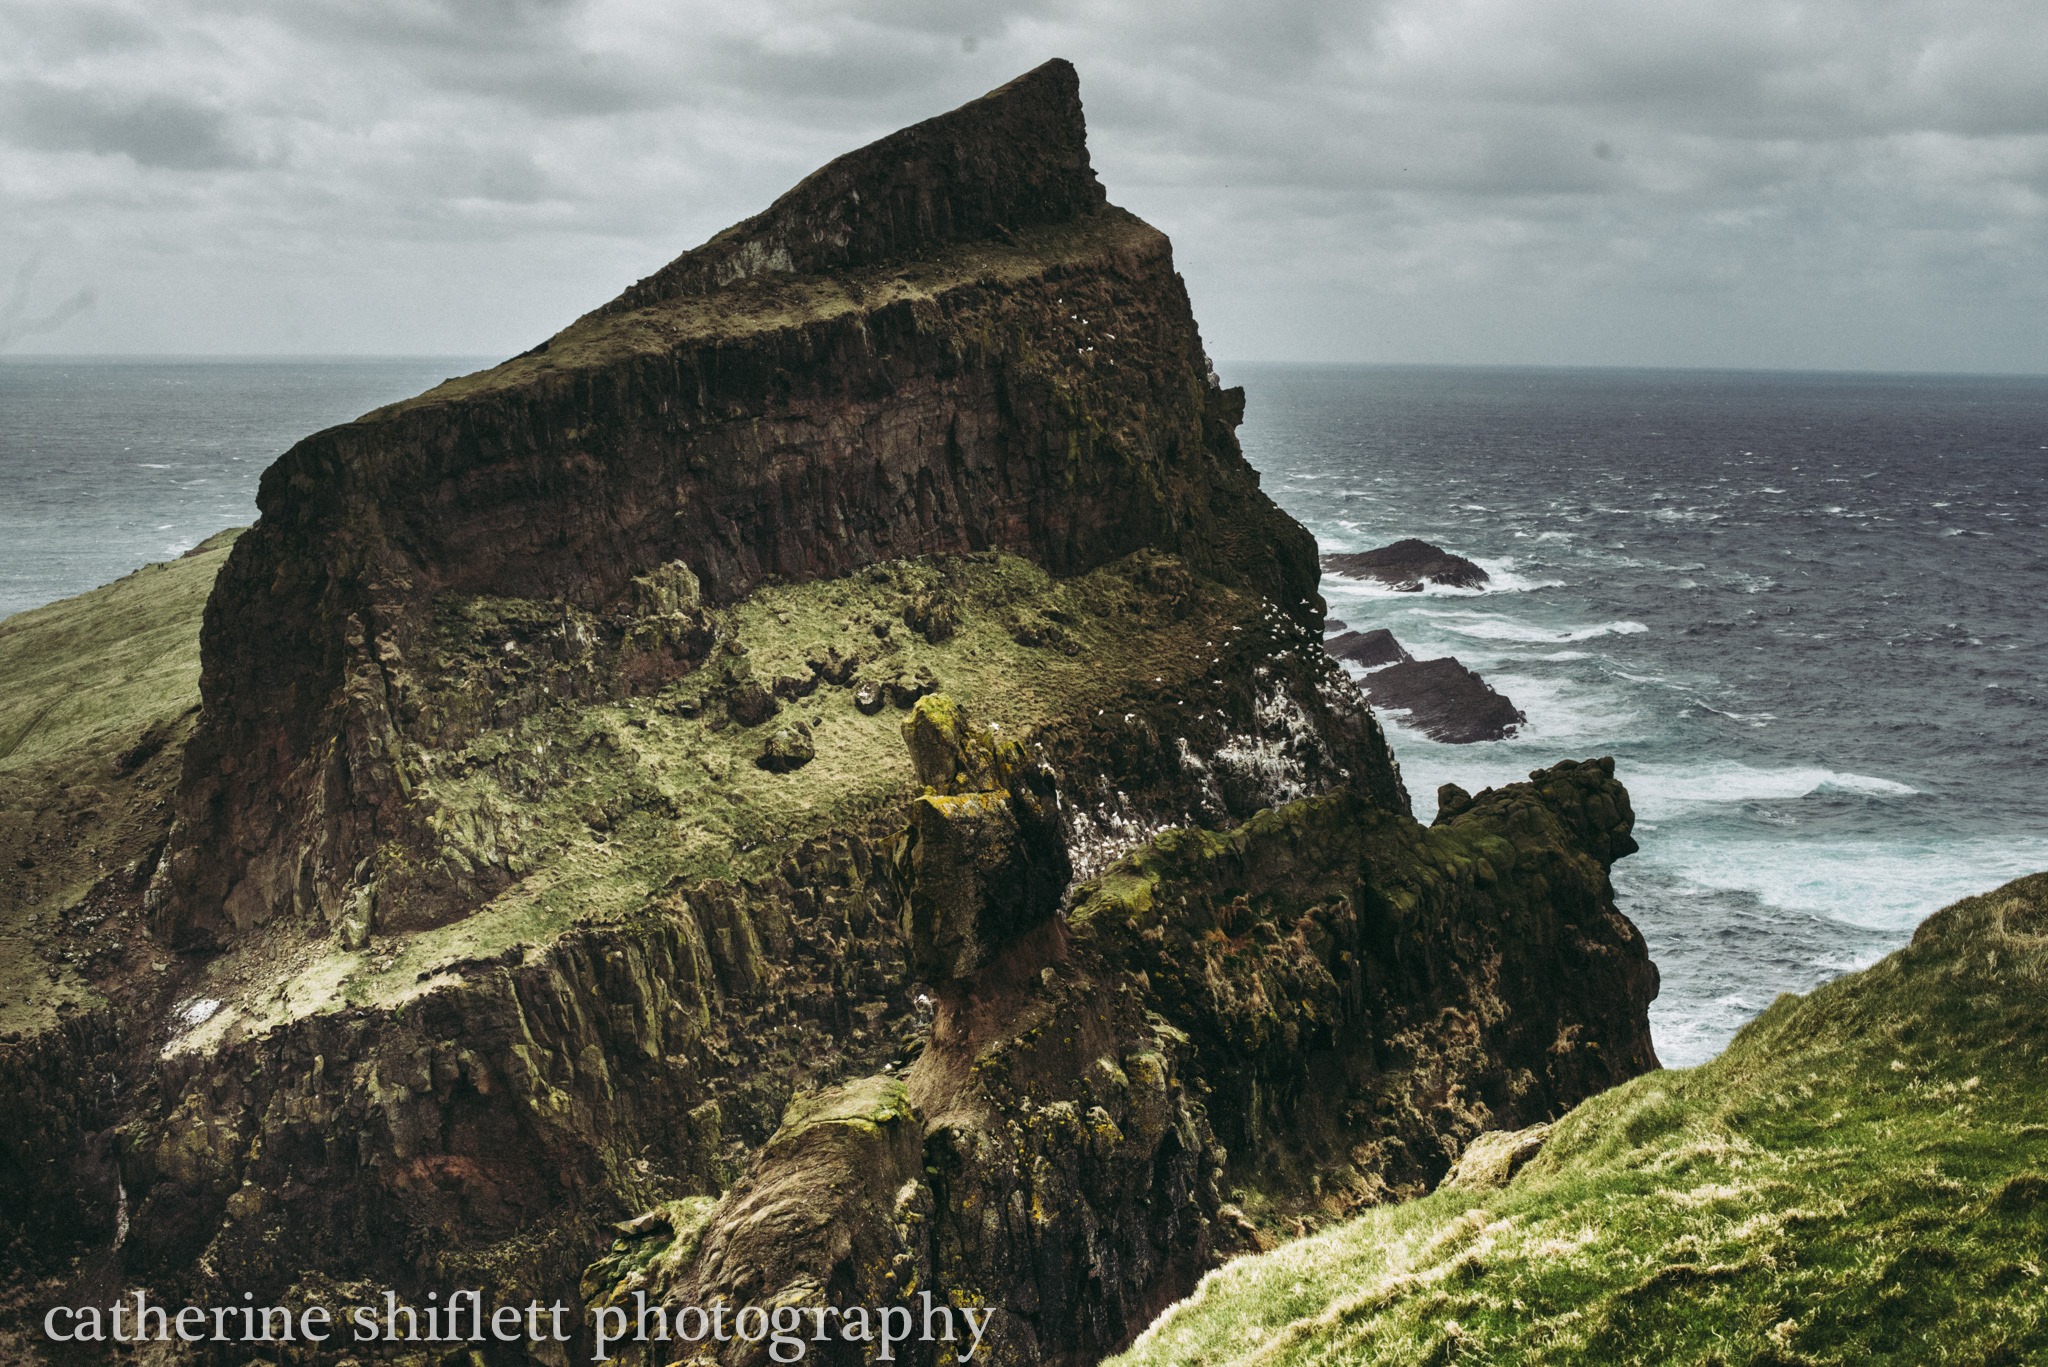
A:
1240,364,2048,1063
0,358,486,620
3,358,2044,1065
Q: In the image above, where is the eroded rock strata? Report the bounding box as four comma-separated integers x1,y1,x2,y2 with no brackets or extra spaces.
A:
0,60,1658,1367
587,718,1655,1365
158,56,1321,952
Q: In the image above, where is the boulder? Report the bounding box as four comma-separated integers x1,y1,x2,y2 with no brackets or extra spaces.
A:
1442,1122,1552,1191
756,720,815,773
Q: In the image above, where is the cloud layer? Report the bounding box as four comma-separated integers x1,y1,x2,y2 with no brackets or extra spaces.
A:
3,0,2043,370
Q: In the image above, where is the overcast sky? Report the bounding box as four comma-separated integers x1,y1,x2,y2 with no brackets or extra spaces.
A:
3,0,2044,372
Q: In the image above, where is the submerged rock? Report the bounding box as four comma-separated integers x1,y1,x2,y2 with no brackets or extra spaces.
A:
1361,656,1525,743
1322,537,1490,591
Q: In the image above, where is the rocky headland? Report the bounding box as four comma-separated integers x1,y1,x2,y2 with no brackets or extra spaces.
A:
2,62,1659,1365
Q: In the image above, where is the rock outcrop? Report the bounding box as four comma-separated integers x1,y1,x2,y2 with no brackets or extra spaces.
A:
587,731,1657,1365
158,56,1323,951
585,725,1654,1360
1325,627,1410,669
1361,656,1526,743
1322,538,1489,591
1323,624,1523,744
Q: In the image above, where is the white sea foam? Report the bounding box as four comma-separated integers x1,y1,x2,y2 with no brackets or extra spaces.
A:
1409,610,1647,644
1641,836,2048,932
1625,762,1919,818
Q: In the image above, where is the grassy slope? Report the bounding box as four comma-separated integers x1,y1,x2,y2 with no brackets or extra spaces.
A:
0,531,239,1038
162,548,1291,1054
1115,873,2048,1367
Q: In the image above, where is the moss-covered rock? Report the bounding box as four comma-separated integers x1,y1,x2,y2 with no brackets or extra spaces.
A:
756,719,815,773
590,735,1656,1365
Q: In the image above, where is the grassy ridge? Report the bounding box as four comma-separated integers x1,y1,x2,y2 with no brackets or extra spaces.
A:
1115,874,2048,1366
0,531,239,1037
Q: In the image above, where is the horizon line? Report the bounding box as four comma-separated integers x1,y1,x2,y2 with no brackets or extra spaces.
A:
3,353,2046,382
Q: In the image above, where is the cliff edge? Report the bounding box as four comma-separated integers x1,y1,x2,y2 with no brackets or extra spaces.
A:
0,62,1662,1367
160,57,1325,948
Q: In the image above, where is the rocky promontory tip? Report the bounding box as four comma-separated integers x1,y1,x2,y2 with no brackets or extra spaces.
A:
599,58,1106,314
1323,537,1490,591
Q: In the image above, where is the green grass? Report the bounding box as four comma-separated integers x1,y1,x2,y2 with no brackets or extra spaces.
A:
1113,873,2048,1367
159,547,1295,1049
0,531,239,1037
377,209,1164,415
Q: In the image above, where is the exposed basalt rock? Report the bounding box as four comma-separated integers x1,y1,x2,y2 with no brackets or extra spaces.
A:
591,755,1657,1365
1325,627,1409,669
1,58,1668,1367
1322,538,1489,591
887,696,1071,980
160,57,1322,951
1361,656,1525,743
115,828,925,1324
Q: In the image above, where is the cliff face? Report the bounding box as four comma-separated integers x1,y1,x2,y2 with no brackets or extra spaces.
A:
586,729,1657,1366
161,58,1319,948
2,60,1664,1367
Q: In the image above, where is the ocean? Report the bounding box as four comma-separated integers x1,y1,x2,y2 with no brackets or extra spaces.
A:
0,358,486,621
3,358,2043,1066
1240,363,2048,1064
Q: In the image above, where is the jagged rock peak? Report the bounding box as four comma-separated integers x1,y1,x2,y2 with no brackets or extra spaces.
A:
596,59,1106,316
158,57,1325,949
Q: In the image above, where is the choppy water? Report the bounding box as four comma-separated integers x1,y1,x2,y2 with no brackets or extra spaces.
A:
0,358,484,619
3,358,2043,1066
1239,364,2048,1064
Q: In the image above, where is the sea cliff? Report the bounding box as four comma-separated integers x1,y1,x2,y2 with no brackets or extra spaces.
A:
0,62,1659,1365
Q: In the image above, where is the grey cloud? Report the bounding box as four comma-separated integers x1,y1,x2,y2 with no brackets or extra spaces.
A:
0,0,2040,370
1,80,251,169
0,255,97,350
